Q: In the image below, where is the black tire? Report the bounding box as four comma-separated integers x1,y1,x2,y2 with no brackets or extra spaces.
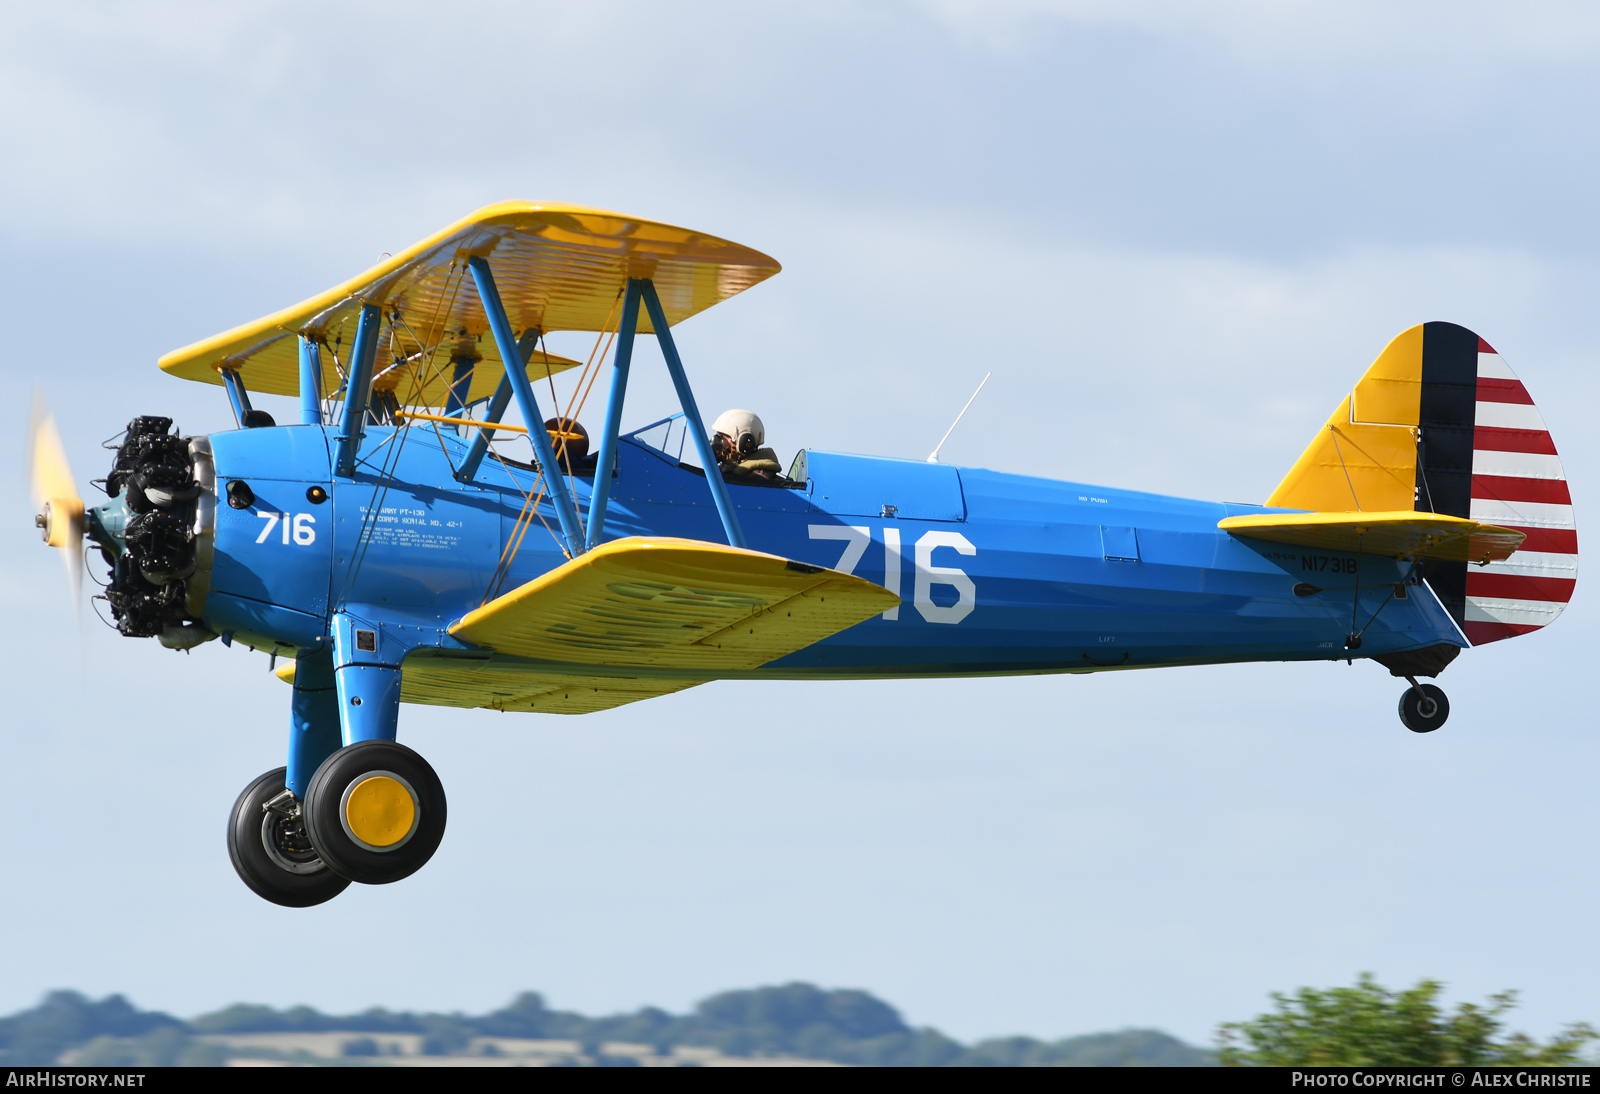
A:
1398,683,1450,733
227,768,350,908
304,740,446,885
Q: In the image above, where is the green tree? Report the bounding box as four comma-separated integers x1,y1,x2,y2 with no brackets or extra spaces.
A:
1217,974,1595,1067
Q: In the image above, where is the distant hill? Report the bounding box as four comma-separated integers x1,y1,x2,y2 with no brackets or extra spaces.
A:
0,985,1214,1067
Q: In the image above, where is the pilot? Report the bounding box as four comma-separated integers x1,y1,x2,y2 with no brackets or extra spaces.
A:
711,409,782,482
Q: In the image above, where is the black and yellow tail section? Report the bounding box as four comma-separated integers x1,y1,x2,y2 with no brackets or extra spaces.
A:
1268,323,1473,515
1262,322,1576,644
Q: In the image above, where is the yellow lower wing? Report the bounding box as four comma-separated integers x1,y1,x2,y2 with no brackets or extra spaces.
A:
1219,510,1525,563
450,536,901,671
398,656,704,715
276,538,896,717
275,655,702,716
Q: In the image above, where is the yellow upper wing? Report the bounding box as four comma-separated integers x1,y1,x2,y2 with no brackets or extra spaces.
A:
449,536,899,671
157,201,782,403
1219,510,1525,563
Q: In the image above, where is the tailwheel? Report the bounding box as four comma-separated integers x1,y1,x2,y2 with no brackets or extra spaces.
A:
227,768,350,908
1398,679,1450,734
303,740,447,885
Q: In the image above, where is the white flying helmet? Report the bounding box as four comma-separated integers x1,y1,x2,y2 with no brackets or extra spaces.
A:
712,409,765,457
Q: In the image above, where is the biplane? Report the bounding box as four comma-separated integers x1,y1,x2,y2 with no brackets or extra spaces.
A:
28,203,1577,907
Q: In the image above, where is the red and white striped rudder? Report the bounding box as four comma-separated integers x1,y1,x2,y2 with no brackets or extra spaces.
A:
1463,338,1577,644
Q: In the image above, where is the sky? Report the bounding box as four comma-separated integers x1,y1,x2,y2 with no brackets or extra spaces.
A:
1,0,1597,1048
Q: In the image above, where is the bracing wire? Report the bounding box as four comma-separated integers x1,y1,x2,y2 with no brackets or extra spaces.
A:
481,451,563,604
474,292,625,586
333,310,435,611
334,296,475,603
1328,426,1361,512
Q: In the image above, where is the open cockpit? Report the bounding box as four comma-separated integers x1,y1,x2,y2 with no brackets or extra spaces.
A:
624,412,804,490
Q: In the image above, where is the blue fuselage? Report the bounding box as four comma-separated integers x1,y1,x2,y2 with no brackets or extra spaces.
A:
201,424,1463,679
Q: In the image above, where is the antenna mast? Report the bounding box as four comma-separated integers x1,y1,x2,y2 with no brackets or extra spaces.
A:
927,372,991,464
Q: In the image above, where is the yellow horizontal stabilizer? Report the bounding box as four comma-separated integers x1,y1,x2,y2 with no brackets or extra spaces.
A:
1219,510,1525,563
158,201,781,403
449,536,899,671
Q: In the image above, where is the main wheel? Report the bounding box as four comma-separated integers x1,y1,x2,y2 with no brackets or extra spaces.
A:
303,740,446,885
1398,683,1450,733
227,768,350,908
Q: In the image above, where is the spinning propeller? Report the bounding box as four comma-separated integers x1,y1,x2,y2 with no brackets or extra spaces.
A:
28,392,84,615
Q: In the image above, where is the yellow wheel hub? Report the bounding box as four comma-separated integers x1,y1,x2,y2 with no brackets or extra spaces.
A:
343,775,417,848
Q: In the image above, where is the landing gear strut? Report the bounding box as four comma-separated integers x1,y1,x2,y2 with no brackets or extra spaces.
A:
1398,676,1450,733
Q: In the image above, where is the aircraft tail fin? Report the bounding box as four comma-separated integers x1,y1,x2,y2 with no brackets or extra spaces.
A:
1267,322,1576,644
